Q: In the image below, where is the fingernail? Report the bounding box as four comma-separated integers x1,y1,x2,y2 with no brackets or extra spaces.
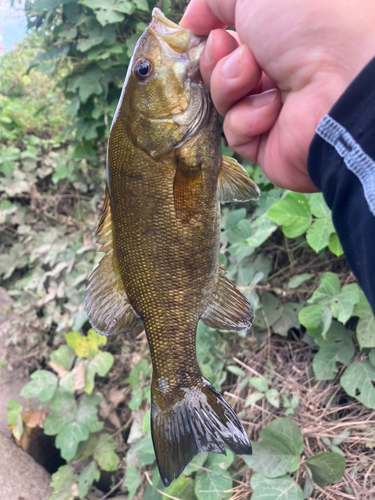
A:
222,45,243,79
249,89,278,107
204,31,213,64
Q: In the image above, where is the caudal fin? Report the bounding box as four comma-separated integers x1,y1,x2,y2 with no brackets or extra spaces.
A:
151,378,252,487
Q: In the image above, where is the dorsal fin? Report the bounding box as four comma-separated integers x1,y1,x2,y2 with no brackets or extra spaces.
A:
86,185,139,336
218,156,260,203
201,269,254,331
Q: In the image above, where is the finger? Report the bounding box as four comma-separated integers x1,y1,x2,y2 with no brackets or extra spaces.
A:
200,29,239,89
180,0,227,34
210,44,262,116
223,89,281,159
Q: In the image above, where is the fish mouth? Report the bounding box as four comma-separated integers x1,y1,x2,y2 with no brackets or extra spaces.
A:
151,7,192,54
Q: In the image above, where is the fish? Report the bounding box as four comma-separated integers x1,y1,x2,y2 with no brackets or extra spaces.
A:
86,8,260,487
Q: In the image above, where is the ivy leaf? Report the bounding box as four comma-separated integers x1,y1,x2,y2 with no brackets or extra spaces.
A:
308,272,340,305
250,474,303,500
328,232,344,256
313,321,354,380
163,475,198,500
96,7,125,26
50,465,77,500
66,329,106,360
331,283,359,324
299,305,332,338
305,452,345,487
308,193,330,218
51,345,76,371
272,302,304,336
84,351,114,395
93,433,120,471
44,392,77,435
243,418,303,478
306,217,334,252
125,465,141,500
76,394,104,432
194,459,232,500
78,461,100,499
6,399,22,425
341,360,375,409
55,420,89,461
267,192,312,238
288,273,314,289
20,370,58,403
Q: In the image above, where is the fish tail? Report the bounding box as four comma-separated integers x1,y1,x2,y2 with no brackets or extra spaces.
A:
151,377,252,487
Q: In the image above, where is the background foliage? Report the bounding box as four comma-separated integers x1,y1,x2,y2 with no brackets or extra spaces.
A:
1,0,375,499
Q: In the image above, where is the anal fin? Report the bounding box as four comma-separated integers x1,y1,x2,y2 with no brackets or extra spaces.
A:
218,156,260,203
86,185,139,336
201,270,254,331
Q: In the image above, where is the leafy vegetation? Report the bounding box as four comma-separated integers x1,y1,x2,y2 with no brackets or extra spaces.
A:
1,0,375,499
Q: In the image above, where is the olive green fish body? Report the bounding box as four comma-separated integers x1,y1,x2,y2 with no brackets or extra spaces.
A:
86,8,261,487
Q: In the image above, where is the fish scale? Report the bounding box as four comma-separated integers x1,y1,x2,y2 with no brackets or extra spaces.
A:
86,8,260,487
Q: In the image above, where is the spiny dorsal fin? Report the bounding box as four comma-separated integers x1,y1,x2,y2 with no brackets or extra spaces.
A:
86,185,139,336
201,270,254,331
218,156,260,203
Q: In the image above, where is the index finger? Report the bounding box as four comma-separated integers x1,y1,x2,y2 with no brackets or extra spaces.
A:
180,0,237,35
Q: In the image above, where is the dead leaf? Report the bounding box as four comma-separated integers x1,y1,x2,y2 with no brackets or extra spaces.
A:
72,359,85,391
72,483,79,497
49,361,68,378
24,410,45,429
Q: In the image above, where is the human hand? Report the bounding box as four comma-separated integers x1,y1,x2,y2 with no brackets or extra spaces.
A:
181,0,375,192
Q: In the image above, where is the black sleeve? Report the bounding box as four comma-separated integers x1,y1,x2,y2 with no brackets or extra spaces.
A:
307,57,375,314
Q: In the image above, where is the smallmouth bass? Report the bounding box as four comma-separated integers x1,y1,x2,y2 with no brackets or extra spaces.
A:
86,8,260,487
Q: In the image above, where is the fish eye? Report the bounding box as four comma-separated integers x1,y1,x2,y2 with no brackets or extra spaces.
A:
133,58,153,82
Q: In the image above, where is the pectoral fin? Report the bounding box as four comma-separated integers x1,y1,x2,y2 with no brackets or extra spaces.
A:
86,185,139,336
218,156,260,203
201,270,254,331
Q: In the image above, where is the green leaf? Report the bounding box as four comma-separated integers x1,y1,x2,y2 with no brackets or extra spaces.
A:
306,217,334,252
76,394,104,432
272,302,304,336
66,329,106,359
341,360,375,409
299,305,332,338
305,452,345,487
6,399,22,425
96,7,125,26
227,365,246,377
243,418,303,478
246,215,277,247
20,370,58,403
125,465,141,500
50,465,77,500
249,377,269,392
93,433,120,471
328,232,344,256
44,392,77,435
288,274,314,289
225,208,246,229
163,475,198,500
331,283,359,324
308,193,330,218
51,345,76,371
357,316,375,349
194,462,232,500
254,292,283,330
250,474,303,500
78,461,100,499
308,272,340,305
184,451,208,475
267,192,311,238
369,349,375,368
55,420,89,461
245,391,265,408
84,351,114,394
266,388,280,409
313,322,354,380
128,386,143,410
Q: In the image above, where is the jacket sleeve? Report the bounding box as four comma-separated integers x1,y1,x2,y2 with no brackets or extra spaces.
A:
307,57,375,314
